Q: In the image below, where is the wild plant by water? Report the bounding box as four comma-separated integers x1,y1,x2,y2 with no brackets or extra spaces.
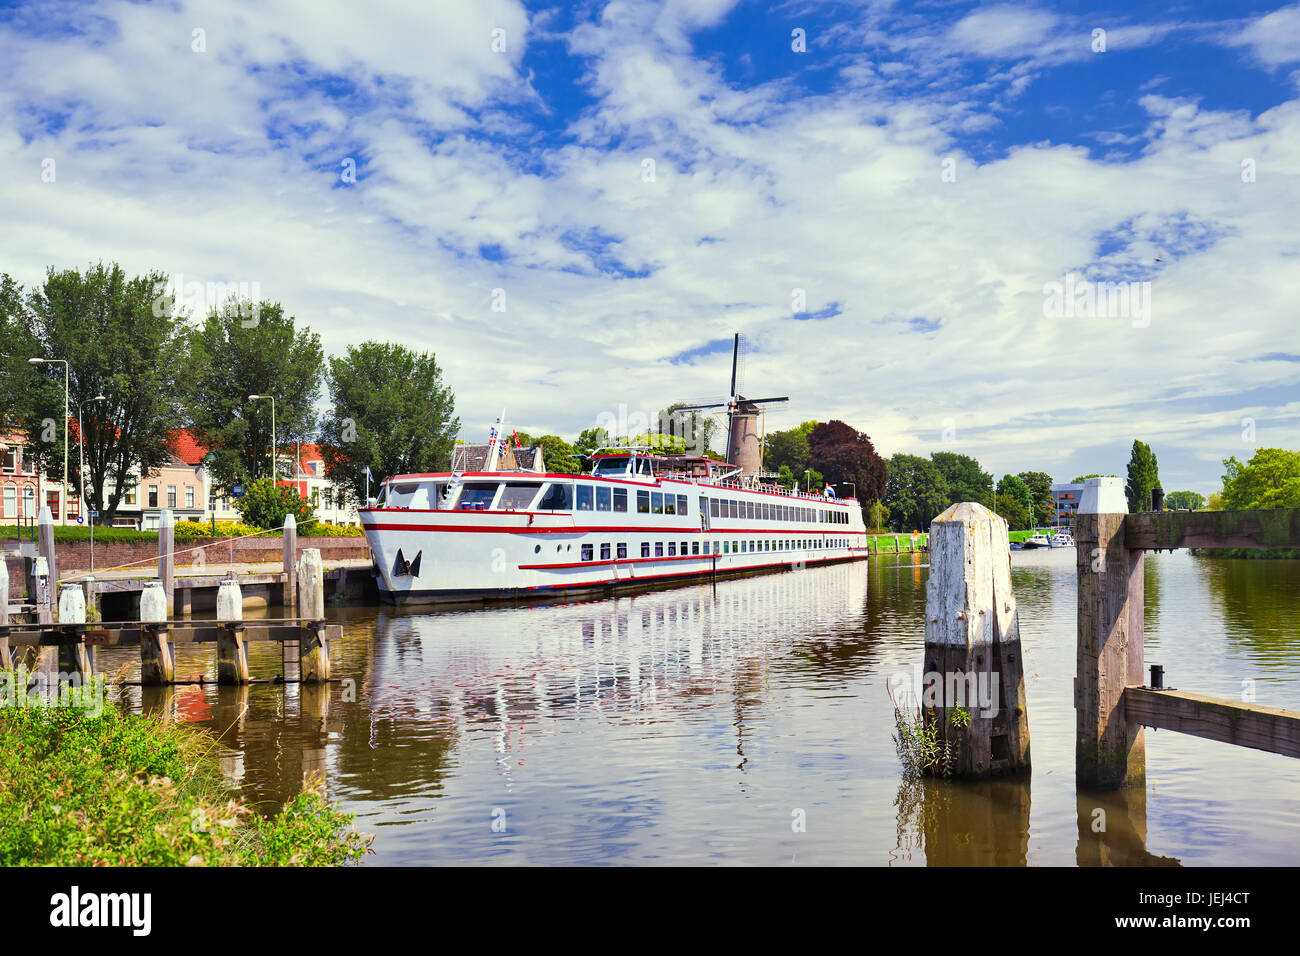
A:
888,683,956,779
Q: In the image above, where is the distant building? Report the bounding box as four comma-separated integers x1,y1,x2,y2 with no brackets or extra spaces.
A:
1050,482,1084,528
278,443,360,527
0,431,42,523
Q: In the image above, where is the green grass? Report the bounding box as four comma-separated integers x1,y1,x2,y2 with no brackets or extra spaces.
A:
0,674,373,866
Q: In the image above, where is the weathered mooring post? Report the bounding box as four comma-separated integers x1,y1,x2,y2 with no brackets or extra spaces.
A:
924,502,1030,777
158,508,175,615
56,582,92,683
297,548,330,682
1074,477,1145,789
216,577,249,685
0,565,10,669
282,513,297,610
139,580,174,685
38,506,57,596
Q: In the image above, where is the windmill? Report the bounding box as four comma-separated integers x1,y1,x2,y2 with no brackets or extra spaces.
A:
674,333,788,476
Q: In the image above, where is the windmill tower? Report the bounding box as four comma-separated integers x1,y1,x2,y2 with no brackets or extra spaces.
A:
675,333,788,476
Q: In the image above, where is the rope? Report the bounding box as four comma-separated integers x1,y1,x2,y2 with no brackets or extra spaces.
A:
56,525,288,585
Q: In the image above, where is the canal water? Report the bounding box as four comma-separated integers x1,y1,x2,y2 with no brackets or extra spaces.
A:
109,550,1300,865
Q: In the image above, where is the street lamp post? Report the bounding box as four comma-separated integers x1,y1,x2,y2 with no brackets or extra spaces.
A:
248,394,276,480
28,358,69,525
75,395,108,571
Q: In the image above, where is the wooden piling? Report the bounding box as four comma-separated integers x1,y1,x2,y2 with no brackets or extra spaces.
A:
0,567,10,669
923,501,1030,777
158,508,175,615
1074,477,1145,790
216,577,249,685
282,513,297,610
297,548,330,682
139,580,174,685
38,506,57,597
56,583,92,682
31,556,52,625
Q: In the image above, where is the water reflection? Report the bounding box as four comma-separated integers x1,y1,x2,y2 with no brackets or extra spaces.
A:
97,550,1300,865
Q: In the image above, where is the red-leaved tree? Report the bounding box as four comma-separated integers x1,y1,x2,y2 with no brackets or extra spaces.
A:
808,420,887,502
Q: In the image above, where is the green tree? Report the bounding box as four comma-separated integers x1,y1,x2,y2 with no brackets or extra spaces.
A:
318,342,459,506
1124,440,1160,513
1072,473,1103,483
515,433,580,474
867,499,889,531
573,426,611,456
884,453,949,531
184,300,323,493
658,404,719,456
1220,448,1300,510
1164,490,1206,511
930,451,992,506
1017,470,1056,527
235,477,315,530
995,474,1034,530
14,263,187,524
764,421,817,475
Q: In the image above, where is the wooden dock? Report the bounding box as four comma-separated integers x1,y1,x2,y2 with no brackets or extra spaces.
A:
1073,479,1300,789
4,507,374,624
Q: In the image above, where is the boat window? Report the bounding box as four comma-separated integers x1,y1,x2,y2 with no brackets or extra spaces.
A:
654,542,664,557
651,492,663,514
601,543,611,560
681,540,688,554
691,542,699,555
576,485,594,511
617,543,627,559
729,500,738,519
596,486,611,511
614,488,628,512
385,482,420,508
663,494,674,515
537,483,574,511
455,483,499,510
641,542,650,557
699,496,708,515
710,498,720,518
499,483,541,511
594,456,630,476
581,544,593,561
667,542,676,556
637,490,650,513
677,495,688,515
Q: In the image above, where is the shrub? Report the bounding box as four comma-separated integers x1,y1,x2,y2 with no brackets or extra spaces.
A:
235,478,315,530
299,521,364,537
0,680,372,866
174,520,269,541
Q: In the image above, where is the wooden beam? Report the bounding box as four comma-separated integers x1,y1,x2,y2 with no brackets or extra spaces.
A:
1124,687,1300,759
1125,507,1300,551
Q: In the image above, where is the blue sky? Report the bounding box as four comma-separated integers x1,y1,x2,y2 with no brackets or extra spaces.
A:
2,0,1299,493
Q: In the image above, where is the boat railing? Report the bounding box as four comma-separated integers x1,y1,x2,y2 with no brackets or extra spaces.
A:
652,471,855,504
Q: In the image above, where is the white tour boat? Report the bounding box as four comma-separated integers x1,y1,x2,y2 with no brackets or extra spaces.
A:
361,442,867,605
360,336,868,604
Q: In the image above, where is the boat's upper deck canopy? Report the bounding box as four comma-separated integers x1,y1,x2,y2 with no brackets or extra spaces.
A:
588,448,719,480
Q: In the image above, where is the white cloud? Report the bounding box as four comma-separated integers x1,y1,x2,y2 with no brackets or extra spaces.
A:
1,0,1298,491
